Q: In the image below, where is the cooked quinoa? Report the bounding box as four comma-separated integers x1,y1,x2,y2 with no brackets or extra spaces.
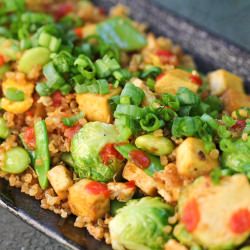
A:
1,1,250,250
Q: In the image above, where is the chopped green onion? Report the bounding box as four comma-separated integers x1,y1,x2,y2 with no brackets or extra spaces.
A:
74,84,88,94
120,83,145,106
200,114,218,129
140,66,162,79
161,93,180,110
97,79,110,94
140,113,163,132
35,82,53,96
146,78,155,91
38,32,61,52
74,54,96,79
43,62,65,90
177,87,200,105
222,115,236,128
4,88,25,102
114,104,144,119
52,50,74,73
62,112,84,127
60,84,72,95
120,96,130,104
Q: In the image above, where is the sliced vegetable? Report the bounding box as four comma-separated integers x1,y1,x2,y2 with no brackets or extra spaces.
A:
2,147,30,174
18,47,50,74
62,112,84,127
4,88,25,102
109,197,173,250
97,17,147,51
34,120,50,189
0,117,10,139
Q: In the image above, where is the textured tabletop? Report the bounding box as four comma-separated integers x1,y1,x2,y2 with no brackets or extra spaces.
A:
0,207,65,250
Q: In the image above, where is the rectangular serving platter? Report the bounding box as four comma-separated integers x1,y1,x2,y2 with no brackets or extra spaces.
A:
1,0,250,249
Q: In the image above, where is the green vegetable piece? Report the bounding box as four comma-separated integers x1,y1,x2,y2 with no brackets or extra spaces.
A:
2,147,30,174
97,17,147,51
61,152,75,168
0,37,20,60
114,104,144,120
34,120,50,189
140,113,163,132
70,122,123,182
135,134,174,156
115,144,137,159
0,117,9,139
221,137,250,174
110,200,126,216
0,64,10,79
18,47,50,74
4,88,25,102
120,83,145,106
62,112,84,127
109,197,173,250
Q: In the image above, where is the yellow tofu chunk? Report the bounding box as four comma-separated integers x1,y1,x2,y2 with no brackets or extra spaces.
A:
1,78,34,114
208,69,244,95
47,165,73,199
76,87,121,123
155,69,198,94
68,179,110,221
221,89,250,113
176,137,219,178
123,161,157,196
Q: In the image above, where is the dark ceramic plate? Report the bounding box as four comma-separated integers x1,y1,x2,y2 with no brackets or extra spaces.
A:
1,0,250,249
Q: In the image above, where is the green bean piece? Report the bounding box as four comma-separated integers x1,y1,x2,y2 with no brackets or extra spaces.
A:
34,120,50,189
2,147,30,174
0,117,9,139
135,134,174,156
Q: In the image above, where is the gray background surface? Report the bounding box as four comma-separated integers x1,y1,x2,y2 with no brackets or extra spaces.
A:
1,1,250,249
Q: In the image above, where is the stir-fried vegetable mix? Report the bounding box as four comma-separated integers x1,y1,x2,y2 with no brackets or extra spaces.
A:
1,1,250,249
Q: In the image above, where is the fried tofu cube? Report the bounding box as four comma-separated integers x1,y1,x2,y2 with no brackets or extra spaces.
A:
1,78,34,114
176,137,219,178
123,161,157,196
76,87,121,123
155,69,198,94
47,165,73,199
68,179,110,221
221,89,250,113
208,69,244,95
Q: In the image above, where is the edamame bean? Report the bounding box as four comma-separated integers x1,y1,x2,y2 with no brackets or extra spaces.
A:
0,117,9,139
135,134,174,156
2,147,31,174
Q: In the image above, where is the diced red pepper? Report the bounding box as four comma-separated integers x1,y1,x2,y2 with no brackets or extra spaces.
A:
155,50,178,65
230,209,250,234
64,124,81,139
23,127,36,149
74,27,83,38
85,181,110,198
156,73,165,81
189,74,202,86
129,150,150,169
181,198,200,232
52,91,63,107
125,180,135,189
231,120,246,130
0,54,5,66
100,143,124,165
53,3,74,20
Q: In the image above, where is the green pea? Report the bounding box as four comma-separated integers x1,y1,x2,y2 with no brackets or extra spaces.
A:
135,134,174,156
2,147,31,174
0,117,9,139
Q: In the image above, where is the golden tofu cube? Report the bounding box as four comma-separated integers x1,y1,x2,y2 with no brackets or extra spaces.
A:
68,179,110,221
155,69,198,94
123,161,157,196
176,137,219,178
208,69,244,95
47,165,73,199
76,87,121,123
221,89,250,114
1,78,34,114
